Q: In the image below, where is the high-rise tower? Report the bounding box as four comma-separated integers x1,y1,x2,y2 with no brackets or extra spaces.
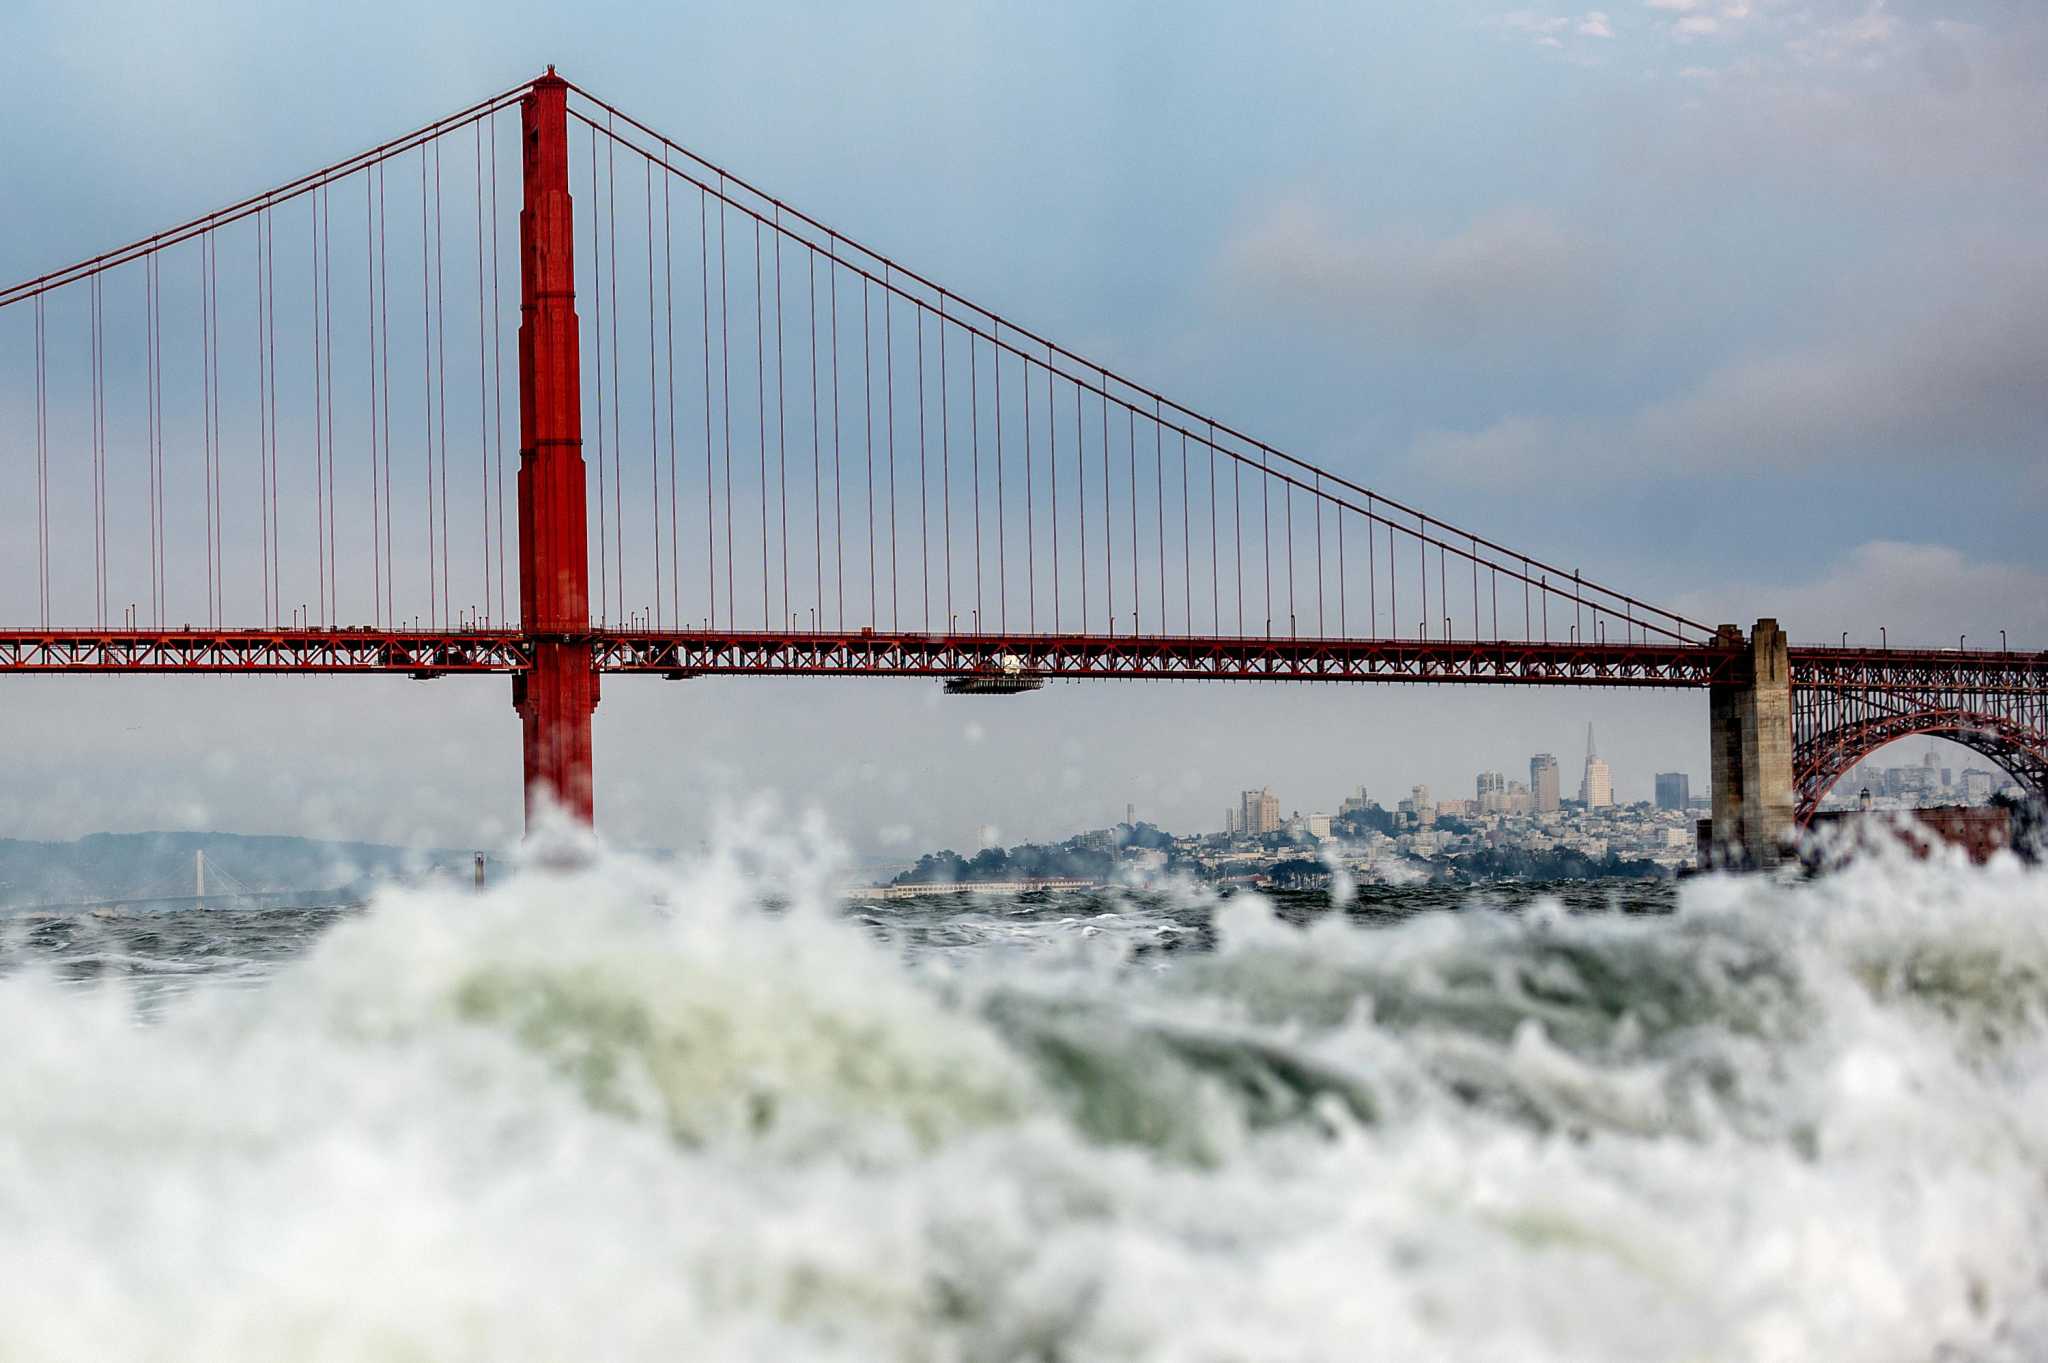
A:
1580,723,1614,808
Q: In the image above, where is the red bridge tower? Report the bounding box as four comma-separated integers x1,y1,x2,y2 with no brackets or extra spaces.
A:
513,70,597,822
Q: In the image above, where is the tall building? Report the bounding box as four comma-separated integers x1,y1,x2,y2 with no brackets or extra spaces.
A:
1530,754,1560,812
1236,787,1281,836
1654,772,1691,811
1580,724,1614,809
1476,771,1507,813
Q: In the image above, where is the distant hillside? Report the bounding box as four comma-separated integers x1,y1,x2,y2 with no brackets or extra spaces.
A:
0,832,496,909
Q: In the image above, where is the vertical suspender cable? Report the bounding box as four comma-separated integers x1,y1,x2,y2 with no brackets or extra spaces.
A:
993,326,1004,633
970,329,982,630
1180,425,1191,634
322,189,337,623
774,216,788,629
1100,378,1110,632
478,122,494,624
90,275,103,626
756,218,768,627
862,277,875,626
1367,497,1377,636
1075,379,1085,631
200,236,215,626
1207,421,1218,635
644,159,662,628
145,258,159,624
916,304,928,628
1047,357,1059,632
1263,451,1274,636
606,121,623,624
1128,406,1137,631
315,189,330,624
995,329,1003,630
809,250,821,623
589,131,607,624
214,231,223,623
718,183,734,630
1232,429,1243,636
366,178,382,627
1285,473,1296,636
255,213,271,625
883,270,896,629
1418,514,1428,638
1314,476,1324,637
379,164,395,626
940,303,951,629
699,188,715,628
1155,402,1165,636
268,210,283,624
663,155,679,623
421,147,438,627
1024,350,1035,632
493,113,509,623
37,294,49,626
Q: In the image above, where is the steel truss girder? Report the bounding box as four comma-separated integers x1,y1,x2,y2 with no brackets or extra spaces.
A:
588,631,1743,684
0,630,531,674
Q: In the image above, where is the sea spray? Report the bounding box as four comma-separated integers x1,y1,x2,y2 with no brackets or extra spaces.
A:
0,818,2045,1361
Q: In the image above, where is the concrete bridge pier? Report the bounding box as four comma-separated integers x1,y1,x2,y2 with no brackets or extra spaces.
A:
1710,618,1795,869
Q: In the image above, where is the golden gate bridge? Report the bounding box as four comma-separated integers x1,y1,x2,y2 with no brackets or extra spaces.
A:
3,70,2042,866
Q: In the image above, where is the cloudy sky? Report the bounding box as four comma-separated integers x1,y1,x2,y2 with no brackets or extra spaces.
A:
2,0,2042,853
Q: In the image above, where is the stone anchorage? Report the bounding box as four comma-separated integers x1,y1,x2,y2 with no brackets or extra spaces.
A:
1709,618,1794,868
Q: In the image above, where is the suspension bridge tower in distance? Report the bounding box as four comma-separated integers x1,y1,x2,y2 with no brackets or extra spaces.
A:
512,69,598,822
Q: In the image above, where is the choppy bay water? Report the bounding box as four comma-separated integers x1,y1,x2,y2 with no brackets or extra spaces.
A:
1,824,2044,1361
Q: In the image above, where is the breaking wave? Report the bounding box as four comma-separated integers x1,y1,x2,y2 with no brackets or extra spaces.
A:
1,816,2045,1361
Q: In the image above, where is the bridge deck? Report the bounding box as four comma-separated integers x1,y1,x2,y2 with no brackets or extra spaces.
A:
11,630,2043,693
0,626,1755,685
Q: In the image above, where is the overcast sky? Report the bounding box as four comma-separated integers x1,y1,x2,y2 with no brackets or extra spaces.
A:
2,0,2043,853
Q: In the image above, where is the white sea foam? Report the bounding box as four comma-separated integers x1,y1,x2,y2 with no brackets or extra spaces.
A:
0,816,2044,1361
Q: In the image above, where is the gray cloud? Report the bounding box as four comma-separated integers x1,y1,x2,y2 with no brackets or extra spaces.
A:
1214,200,1611,349
1408,237,2048,485
1640,9,2048,189
1673,539,2048,648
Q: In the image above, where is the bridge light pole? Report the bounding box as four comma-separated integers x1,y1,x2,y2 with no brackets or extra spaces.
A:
1881,626,1887,650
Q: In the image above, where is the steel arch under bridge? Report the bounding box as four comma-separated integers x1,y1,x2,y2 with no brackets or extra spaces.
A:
1790,649,2048,825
